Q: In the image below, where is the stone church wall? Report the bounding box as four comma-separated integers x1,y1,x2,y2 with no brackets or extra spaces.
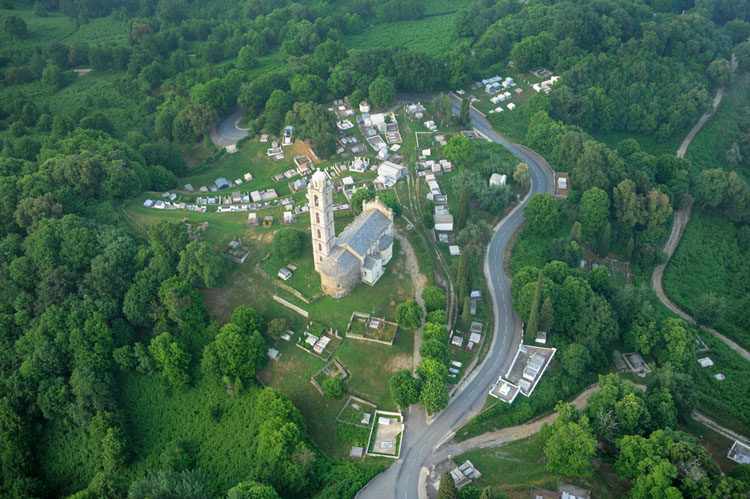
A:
321,265,360,298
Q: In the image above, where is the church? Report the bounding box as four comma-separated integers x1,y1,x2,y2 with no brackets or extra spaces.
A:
308,170,394,298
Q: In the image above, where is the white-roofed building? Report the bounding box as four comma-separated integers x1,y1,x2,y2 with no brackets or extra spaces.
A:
490,173,507,186
377,161,406,186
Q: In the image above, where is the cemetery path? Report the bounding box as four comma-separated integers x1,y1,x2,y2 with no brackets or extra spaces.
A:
650,88,750,361
692,411,750,445
394,229,429,371
357,95,553,499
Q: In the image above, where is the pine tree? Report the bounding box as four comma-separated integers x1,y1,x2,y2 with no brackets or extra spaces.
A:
526,272,543,342
598,222,611,257
538,298,554,332
625,236,634,261
457,250,472,304
437,471,459,499
459,97,470,127
570,221,582,242
457,183,470,231
462,296,471,324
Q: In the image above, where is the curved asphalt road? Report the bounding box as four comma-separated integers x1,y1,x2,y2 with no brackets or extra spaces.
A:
358,96,552,499
210,105,248,147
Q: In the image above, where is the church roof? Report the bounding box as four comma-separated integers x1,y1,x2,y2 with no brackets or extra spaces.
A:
378,234,393,251
363,254,382,271
336,209,391,258
319,246,359,278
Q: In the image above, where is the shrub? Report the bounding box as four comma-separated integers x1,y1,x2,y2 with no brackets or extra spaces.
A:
322,377,344,399
272,229,305,259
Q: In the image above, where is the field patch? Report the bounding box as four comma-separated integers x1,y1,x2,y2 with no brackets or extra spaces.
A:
344,14,457,56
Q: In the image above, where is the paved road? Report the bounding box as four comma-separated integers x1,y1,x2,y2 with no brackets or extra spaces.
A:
358,96,552,499
210,105,248,147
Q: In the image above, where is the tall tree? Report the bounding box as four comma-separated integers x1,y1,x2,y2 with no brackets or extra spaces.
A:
149,333,191,387
389,370,421,408
177,241,230,288
457,183,470,231
396,300,422,330
513,162,530,190
3,16,28,40
579,187,610,240
457,250,472,304
459,97,470,127
538,298,554,332
598,222,611,257
437,471,459,499
526,271,543,342
443,135,474,169
433,93,452,127
368,76,396,107
202,323,267,380
524,194,558,234
421,378,449,415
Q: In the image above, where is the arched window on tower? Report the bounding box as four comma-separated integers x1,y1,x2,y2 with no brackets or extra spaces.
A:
314,195,319,207
318,243,322,251
317,229,321,239
315,212,320,224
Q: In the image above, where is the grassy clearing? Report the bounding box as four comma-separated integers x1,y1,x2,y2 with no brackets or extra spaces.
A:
336,328,414,411
590,130,683,158
684,80,750,175
662,208,750,349
456,433,629,498
691,330,750,435
0,4,128,53
344,14,457,57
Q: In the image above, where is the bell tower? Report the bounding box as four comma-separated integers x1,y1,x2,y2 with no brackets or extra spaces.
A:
308,170,336,271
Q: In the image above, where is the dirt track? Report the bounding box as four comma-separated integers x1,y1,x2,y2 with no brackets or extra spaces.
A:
395,229,428,371
651,88,750,361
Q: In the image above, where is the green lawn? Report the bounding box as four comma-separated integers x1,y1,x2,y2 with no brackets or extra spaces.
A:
260,243,324,301
335,328,414,411
456,433,629,498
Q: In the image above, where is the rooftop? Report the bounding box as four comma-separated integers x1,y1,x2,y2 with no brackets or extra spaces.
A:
336,208,391,258
320,246,360,278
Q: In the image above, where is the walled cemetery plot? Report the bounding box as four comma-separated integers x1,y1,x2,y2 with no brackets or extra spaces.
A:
427,458,482,497
347,312,399,345
489,345,557,403
311,358,349,395
367,410,404,458
296,321,342,361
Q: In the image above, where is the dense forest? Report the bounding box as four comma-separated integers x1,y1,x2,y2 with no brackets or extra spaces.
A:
2,0,750,497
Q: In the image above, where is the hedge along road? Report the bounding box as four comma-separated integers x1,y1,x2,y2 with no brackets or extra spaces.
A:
357,95,553,499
